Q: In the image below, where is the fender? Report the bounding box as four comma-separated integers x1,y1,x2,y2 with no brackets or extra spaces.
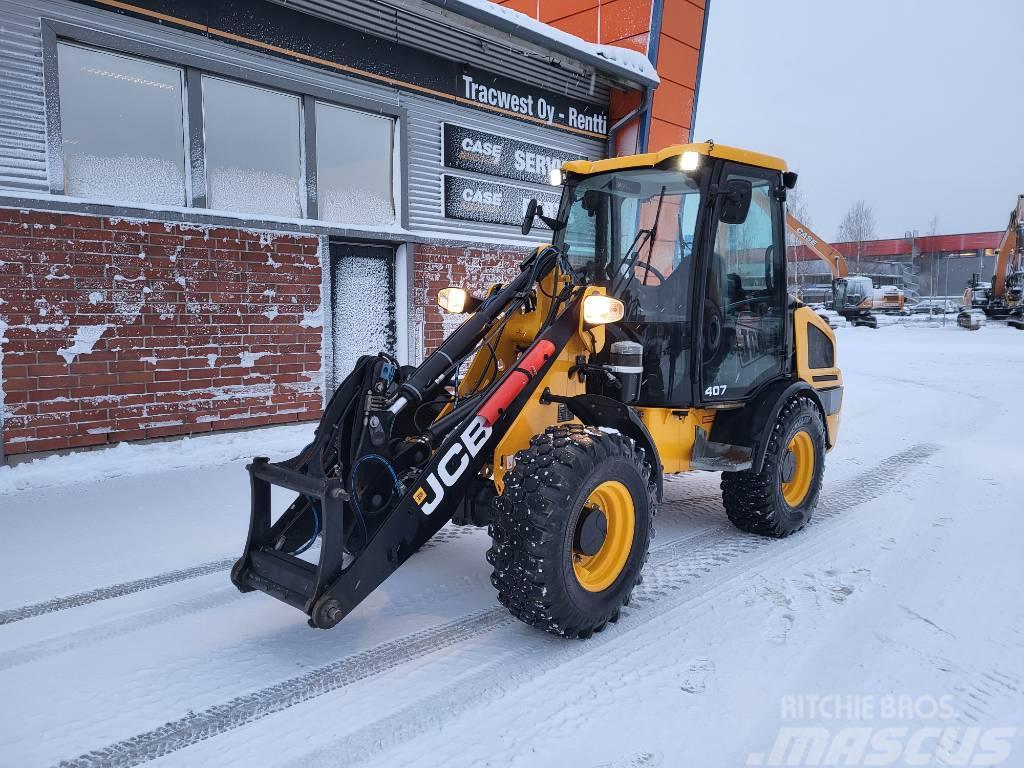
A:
710,380,830,474
540,390,664,501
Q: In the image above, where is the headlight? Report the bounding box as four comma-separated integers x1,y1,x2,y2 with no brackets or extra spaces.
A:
583,294,625,325
680,151,700,171
548,167,563,186
437,287,468,313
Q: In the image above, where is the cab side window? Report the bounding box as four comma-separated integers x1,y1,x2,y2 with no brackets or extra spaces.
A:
701,166,786,400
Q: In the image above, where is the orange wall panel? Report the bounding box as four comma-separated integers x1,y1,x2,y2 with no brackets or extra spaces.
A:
662,0,705,50
648,117,688,151
498,0,539,16
547,7,599,41
491,0,707,151
537,0,596,22
656,34,700,89
597,0,652,44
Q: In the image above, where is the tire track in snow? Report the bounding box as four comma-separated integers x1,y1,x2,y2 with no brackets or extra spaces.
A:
279,442,942,768
51,445,937,768
0,496,723,672
0,558,237,626
0,588,243,672
0,524,476,628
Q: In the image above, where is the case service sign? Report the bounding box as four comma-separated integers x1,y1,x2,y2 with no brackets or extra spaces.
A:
443,175,560,228
443,124,583,185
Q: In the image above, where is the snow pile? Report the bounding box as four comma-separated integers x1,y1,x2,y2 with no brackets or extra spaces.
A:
0,422,314,495
440,0,659,83
56,325,109,364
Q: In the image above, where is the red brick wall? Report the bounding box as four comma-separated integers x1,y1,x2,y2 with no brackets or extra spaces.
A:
0,208,323,457
411,243,531,356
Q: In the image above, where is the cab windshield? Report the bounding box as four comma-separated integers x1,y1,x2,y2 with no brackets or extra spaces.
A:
558,168,702,322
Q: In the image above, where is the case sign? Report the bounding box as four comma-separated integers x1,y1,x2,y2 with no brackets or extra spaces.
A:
444,175,561,228
443,124,584,185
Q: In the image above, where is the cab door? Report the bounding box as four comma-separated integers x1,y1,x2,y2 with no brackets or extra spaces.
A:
698,163,788,403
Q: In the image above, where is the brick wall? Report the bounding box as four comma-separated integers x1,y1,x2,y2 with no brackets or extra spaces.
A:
0,208,324,457
411,243,531,355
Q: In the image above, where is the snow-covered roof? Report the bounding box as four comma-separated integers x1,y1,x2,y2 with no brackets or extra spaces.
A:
420,0,660,88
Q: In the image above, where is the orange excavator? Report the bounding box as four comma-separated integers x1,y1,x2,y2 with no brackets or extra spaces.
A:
960,194,1023,330
785,213,880,328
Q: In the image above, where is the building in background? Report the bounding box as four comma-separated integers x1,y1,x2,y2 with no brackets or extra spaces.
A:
788,231,1002,304
0,0,708,459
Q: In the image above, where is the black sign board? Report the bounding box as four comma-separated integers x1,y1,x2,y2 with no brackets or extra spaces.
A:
457,68,608,137
86,0,610,137
443,124,584,185
444,175,561,228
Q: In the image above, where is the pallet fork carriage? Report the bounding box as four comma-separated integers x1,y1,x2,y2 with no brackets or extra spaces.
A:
232,142,845,637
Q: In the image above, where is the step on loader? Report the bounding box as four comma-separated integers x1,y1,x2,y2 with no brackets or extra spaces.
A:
232,142,844,637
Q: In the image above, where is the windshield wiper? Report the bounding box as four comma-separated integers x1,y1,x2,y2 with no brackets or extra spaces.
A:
613,186,667,297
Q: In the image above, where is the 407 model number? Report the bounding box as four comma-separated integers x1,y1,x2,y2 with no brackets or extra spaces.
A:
704,385,728,396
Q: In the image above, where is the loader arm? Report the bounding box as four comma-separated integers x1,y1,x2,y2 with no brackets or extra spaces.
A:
786,211,849,279
232,246,589,628
991,194,1023,301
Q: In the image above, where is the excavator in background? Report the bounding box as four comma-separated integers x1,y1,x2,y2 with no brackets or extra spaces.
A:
960,194,1024,330
785,213,881,328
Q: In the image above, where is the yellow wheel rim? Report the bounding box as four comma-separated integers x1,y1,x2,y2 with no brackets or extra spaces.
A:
781,431,814,507
572,480,635,593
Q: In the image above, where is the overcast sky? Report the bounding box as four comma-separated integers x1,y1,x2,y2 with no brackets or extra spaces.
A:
694,0,1023,240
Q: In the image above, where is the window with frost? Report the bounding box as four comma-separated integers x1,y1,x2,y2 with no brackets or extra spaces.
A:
56,44,187,205
330,243,396,388
202,77,303,217
315,103,395,225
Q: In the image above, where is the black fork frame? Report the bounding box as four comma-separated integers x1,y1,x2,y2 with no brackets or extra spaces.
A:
231,248,580,628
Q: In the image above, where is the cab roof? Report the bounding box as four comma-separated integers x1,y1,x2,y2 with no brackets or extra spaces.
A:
563,141,788,176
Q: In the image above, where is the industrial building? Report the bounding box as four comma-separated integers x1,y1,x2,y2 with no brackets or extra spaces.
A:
0,0,707,459
788,230,1003,304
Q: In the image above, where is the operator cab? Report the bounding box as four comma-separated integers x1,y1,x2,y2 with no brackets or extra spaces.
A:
552,144,793,409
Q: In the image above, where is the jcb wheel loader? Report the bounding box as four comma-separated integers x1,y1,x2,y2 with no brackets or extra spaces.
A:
232,142,844,638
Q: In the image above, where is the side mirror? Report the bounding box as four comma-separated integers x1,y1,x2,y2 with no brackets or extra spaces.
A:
719,179,752,225
782,171,798,190
521,198,539,236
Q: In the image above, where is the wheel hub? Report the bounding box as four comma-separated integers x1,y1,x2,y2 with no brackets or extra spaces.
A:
574,504,608,557
780,431,815,507
572,480,635,593
781,450,797,483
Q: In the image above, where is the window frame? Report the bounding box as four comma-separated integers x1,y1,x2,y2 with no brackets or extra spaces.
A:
41,18,407,226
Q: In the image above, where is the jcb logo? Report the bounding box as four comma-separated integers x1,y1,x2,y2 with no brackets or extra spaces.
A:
415,416,492,515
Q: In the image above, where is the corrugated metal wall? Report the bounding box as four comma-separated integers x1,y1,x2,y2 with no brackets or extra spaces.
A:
0,7,48,191
269,0,612,105
0,0,607,242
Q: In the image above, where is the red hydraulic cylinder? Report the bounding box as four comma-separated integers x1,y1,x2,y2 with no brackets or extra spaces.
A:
476,340,556,427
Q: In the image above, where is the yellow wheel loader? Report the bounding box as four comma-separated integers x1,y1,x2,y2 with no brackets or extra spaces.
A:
232,142,844,638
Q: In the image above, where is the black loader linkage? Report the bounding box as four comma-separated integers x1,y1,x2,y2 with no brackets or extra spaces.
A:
232,247,577,628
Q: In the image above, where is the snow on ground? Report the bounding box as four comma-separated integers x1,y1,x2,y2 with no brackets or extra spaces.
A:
1,324,1022,767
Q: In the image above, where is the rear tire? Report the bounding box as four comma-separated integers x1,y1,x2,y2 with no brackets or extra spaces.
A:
721,396,825,538
487,425,655,639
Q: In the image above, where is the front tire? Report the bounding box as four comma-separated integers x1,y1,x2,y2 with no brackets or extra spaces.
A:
487,425,655,639
721,396,825,537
